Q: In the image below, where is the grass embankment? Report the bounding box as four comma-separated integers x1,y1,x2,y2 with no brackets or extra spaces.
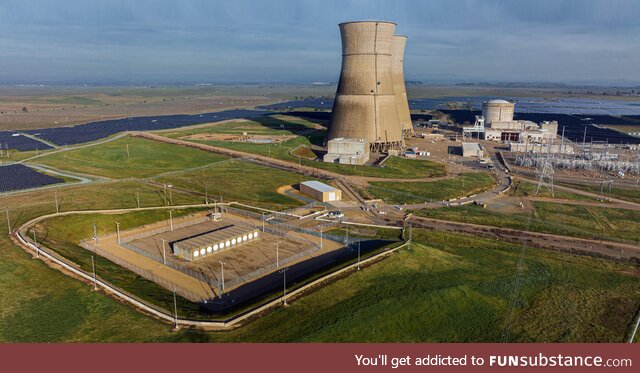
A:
165,116,447,179
368,173,495,204
557,181,640,204
414,202,640,244
34,136,229,179
32,209,210,322
3,205,639,342
510,180,598,202
153,159,310,211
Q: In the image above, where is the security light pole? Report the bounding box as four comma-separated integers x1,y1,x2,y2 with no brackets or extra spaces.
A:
320,227,323,251
163,184,167,206
345,225,349,245
162,239,167,265
218,261,225,296
169,210,174,231
91,255,97,290
5,209,10,236
173,289,179,329
357,241,361,270
115,222,120,244
276,242,279,268
136,188,140,209
280,267,290,306
54,189,59,214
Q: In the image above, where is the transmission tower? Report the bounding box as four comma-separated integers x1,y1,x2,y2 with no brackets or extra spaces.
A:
535,147,555,197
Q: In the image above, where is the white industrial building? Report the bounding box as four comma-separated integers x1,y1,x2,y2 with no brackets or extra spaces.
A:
323,138,370,165
464,100,558,143
300,181,342,202
510,142,575,155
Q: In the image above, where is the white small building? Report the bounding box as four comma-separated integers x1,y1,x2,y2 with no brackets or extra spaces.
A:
300,181,342,202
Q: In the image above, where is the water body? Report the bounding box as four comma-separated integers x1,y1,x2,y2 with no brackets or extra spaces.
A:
261,97,640,144
3,96,640,151
260,96,640,116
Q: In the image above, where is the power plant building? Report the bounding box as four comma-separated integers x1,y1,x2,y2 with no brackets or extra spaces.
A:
327,21,404,152
323,137,370,165
480,99,558,143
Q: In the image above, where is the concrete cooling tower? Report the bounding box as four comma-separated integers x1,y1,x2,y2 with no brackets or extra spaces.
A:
391,35,412,136
327,21,403,152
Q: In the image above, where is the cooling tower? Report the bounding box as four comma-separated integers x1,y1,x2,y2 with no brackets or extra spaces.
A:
391,35,412,136
327,21,403,152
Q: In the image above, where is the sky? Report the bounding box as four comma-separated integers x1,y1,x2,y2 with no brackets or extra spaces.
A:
0,0,638,85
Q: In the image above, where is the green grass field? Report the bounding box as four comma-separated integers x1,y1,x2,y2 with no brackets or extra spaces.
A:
165,116,447,179
510,180,597,201
368,173,495,204
4,226,637,342
557,181,640,204
153,159,309,210
32,209,211,321
165,115,318,137
33,136,229,179
414,202,640,244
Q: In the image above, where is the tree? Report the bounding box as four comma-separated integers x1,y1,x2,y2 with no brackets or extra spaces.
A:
22,106,28,112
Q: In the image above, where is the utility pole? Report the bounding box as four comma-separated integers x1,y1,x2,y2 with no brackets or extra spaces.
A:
218,261,225,296
169,210,174,231
93,222,99,245
280,267,290,306
173,289,179,329
136,188,140,209
163,184,167,206
54,189,59,214
162,239,167,265
91,255,97,290
115,222,120,244
357,241,361,270
320,227,323,251
276,241,280,268
5,209,10,236
345,225,349,246
126,144,130,158
262,213,265,232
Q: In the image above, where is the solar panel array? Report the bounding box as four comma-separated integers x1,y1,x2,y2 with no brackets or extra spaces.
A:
0,164,64,193
0,109,267,151
0,133,53,152
26,109,266,146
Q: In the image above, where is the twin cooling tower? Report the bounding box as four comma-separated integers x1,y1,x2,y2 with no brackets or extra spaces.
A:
327,21,411,152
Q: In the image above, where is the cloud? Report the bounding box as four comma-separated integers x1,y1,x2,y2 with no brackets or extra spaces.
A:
0,0,638,84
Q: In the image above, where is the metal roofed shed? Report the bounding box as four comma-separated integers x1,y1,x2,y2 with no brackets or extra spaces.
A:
299,181,342,202
172,224,260,262
462,142,484,158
